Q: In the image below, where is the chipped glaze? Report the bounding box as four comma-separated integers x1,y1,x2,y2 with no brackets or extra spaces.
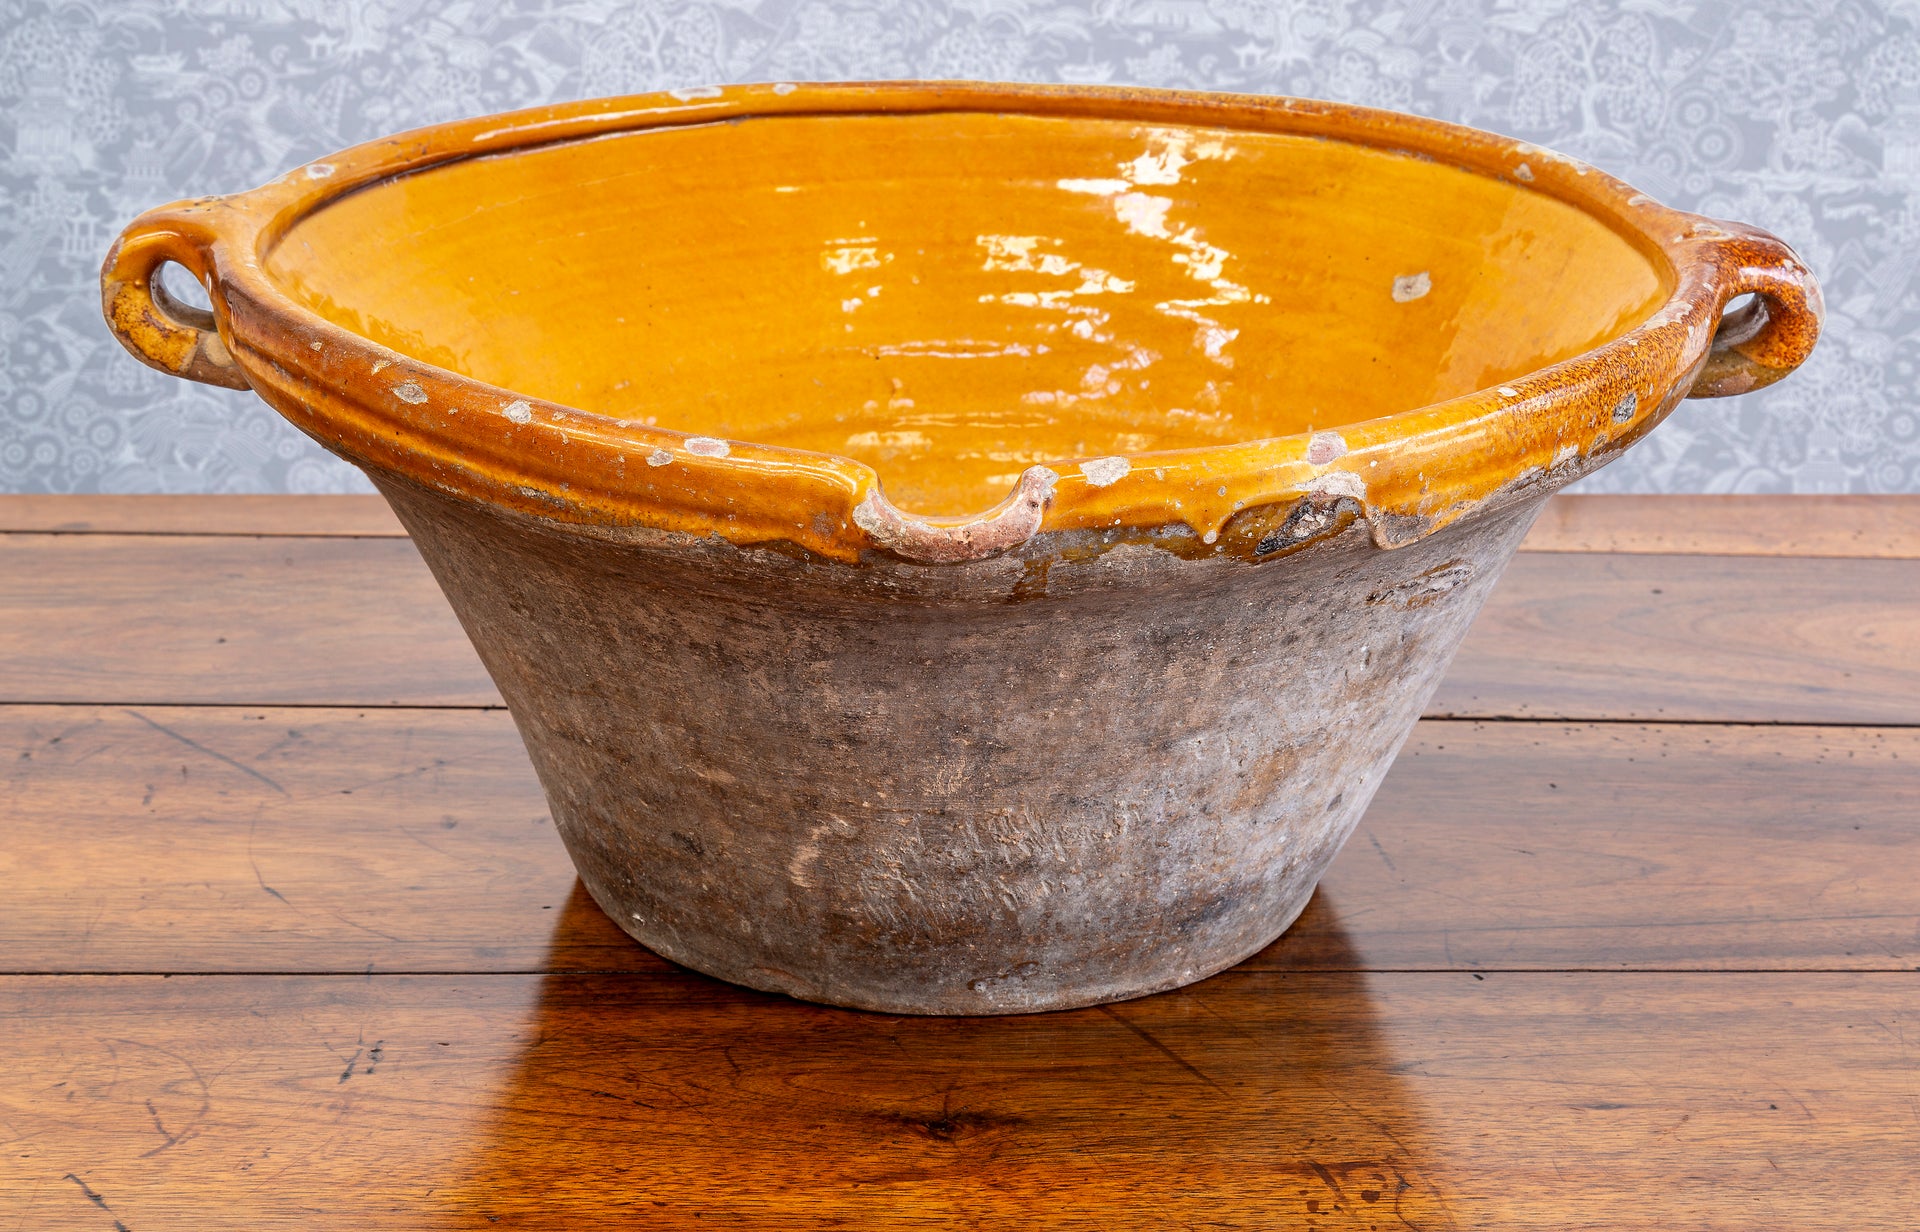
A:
101,81,1820,565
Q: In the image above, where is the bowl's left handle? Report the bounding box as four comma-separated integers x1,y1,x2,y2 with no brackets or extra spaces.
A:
101,205,252,391
1687,223,1823,399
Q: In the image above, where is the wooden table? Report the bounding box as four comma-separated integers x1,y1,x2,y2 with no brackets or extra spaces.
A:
2,494,1916,1230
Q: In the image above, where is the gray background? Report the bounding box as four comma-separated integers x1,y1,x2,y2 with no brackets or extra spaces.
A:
1,0,1911,496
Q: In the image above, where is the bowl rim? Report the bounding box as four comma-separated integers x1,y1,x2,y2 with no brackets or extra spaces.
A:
102,80,1822,564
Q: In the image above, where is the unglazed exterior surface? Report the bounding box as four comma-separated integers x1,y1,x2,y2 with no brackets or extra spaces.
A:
383,476,1532,1013
103,83,1822,1013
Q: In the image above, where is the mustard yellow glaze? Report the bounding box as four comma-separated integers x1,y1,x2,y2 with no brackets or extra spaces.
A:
99,83,1823,562
265,112,1666,517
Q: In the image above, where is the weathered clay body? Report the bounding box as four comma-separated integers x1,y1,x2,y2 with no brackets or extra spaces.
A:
103,83,1821,1013
382,477,1530,1012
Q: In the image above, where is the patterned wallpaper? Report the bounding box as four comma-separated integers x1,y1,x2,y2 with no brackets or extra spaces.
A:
1,0,1914,495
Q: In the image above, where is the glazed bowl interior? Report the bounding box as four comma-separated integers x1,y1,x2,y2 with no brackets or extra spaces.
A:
265,110,1671,517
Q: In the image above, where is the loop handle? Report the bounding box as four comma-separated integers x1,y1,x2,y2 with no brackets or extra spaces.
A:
100,203,251,390
1686,222,1824,399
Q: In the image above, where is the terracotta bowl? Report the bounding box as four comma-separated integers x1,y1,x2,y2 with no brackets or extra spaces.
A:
104,83,1821,1014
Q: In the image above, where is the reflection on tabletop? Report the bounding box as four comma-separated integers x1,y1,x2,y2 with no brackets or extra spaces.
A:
433,883,1445,1228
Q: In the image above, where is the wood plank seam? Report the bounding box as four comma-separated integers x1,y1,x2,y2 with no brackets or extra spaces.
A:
7,966,1915,977
3,700,1912,729
8,493,1919,558
2,535,1917,563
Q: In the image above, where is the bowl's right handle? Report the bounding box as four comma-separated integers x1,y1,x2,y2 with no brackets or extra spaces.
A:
1686,223,1824,399
101,203,252,391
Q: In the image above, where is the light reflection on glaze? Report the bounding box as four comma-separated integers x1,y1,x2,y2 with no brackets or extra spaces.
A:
1056,127,1269,370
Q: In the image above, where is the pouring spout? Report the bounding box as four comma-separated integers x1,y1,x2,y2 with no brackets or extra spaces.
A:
852,466,1061,563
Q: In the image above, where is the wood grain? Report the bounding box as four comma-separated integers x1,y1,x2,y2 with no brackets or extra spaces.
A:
4,706,1912,975
5,535,1918,720
1523,494,1920,558
9,494,1918,558
1432,551,1920,723
1274,720,1920,972
3,966,1912,1230
3,494,1913,1228
0,493,405,537
0,705,600,973
0,533,498,707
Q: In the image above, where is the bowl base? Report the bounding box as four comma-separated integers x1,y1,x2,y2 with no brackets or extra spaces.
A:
574,870,1321,1016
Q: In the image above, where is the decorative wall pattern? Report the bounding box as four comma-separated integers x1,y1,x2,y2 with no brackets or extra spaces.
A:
1,0,1912,494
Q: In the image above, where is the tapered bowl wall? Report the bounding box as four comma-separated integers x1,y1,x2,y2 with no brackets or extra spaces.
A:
380,478,1540,1014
